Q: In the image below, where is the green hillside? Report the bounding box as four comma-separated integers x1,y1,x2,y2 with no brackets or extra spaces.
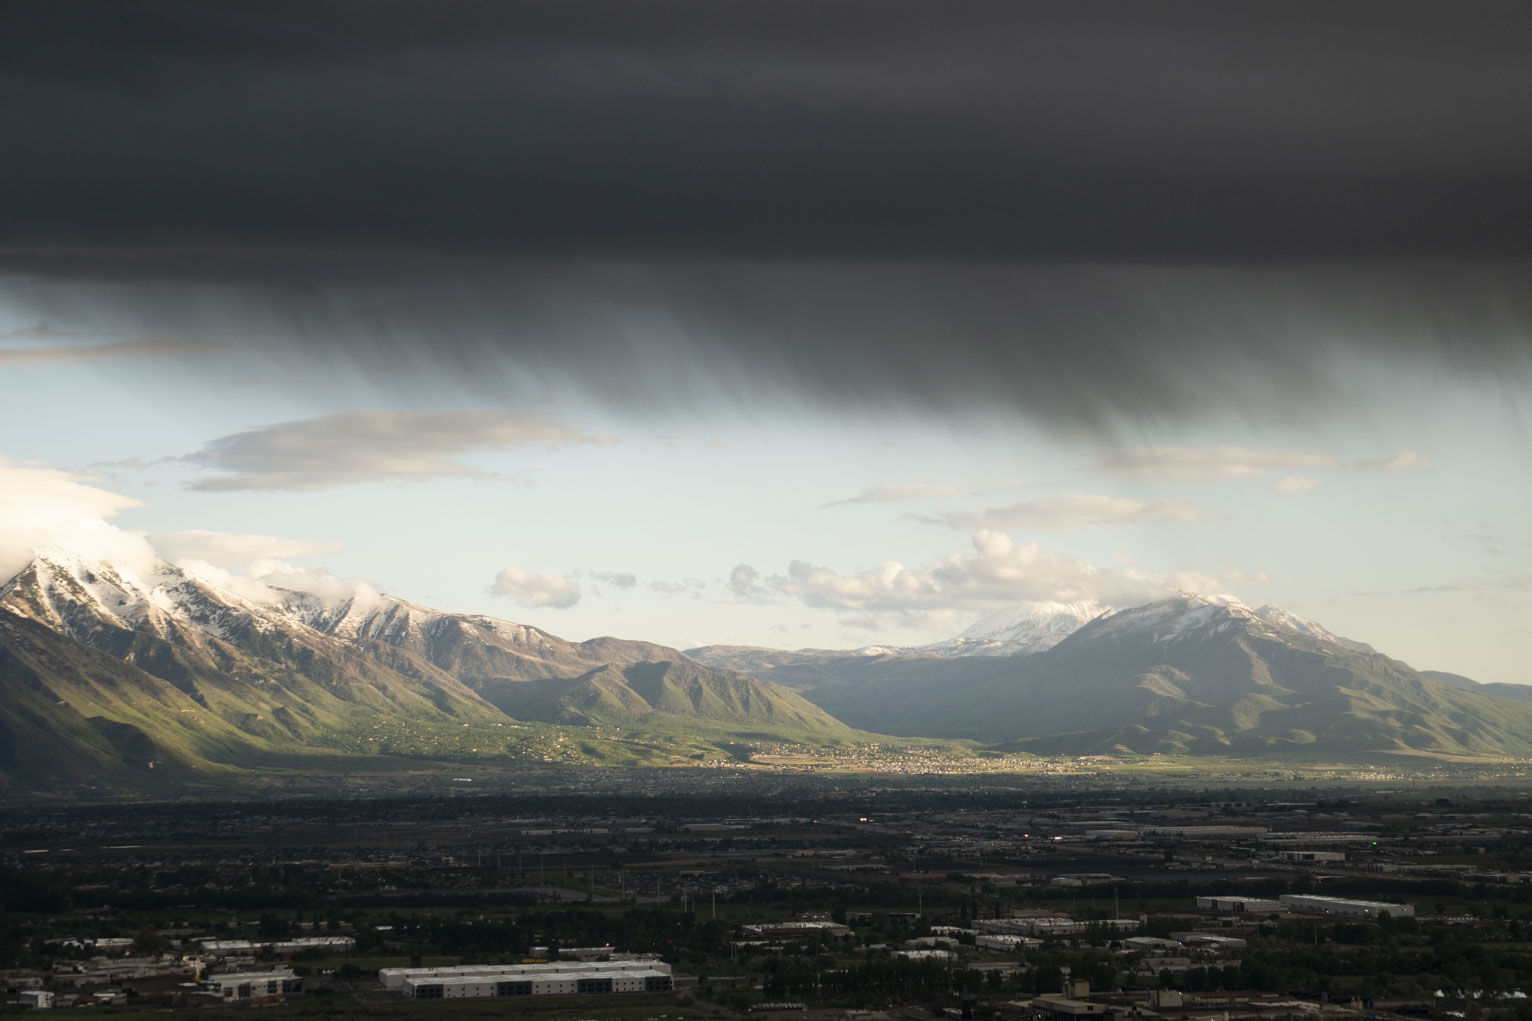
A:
472,659,851,735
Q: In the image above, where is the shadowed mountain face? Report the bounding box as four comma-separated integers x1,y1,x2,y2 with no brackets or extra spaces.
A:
691,595,1532,757
0,549,848,791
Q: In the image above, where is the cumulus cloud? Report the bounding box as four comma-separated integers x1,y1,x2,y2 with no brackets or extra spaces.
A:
0,456,157,582
920,493,1204,531
149,530,343,570
772,529,1228,629
0,336,227,367
725,563,779,603
147,531,362,606
167,557,378,609
728,564,760,595
490,566,582,609
0,456,371,604
184,409,617,491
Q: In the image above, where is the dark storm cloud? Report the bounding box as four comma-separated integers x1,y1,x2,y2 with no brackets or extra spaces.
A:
2,1,1531,427
7,0,1532,266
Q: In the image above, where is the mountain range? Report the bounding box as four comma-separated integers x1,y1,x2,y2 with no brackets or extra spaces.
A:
3,547,1531,794
0,548,845,792
688,595,1532,757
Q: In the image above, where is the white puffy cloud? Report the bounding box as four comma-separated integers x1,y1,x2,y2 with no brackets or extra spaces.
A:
490,566,582,609
169,558,382,609
0,456,157,582
773,530,1233,630
727,563,778,602
149,530,343,569
922,493,1204,530
0,455,371,604
185,409,617,491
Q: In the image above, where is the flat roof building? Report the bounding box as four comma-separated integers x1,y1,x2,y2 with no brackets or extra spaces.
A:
394,961,673,1000
202,968,302,1004
976,933,1044,952
1196,895,1283,913
381,958,665,991
740,920,852,939
1279,894,1413,919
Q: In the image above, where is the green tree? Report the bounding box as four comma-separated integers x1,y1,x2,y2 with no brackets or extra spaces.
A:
132,928,170,956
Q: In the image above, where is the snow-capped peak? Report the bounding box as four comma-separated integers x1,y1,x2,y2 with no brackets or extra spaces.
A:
959,600,1108,641
903,600,1110,658
1253,604,1375,654
1078,593,1375,654
1,547,266,645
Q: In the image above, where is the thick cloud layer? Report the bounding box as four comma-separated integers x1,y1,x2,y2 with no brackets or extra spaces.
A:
8,0,1532,266
4,1,1531,429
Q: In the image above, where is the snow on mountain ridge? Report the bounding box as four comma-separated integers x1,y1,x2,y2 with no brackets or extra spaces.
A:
1083,592,1376,654
1,545,277,645
1253,604,1375,654
959,599,1108,640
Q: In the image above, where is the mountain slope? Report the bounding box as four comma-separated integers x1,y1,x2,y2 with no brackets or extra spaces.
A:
0,549,856,790
482,659,849,733
975,596,1532,756
0,612,239,789
271,587,850,735
696,595,1532,758
1423,669,1532,705
0,549,507,747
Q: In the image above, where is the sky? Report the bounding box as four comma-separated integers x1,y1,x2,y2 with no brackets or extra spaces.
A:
1,1,1529,682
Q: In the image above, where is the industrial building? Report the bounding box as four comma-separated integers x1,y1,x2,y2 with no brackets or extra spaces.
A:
393,961,673,999
381,958,665,991
1278,894,1414,919
1196,895,1283,913
740,920,852,940
975,917,1137,937
1123,936,1183,952
1169,932,1249,950
198,936,356,957
976,933,1043,952
201,968,302,1003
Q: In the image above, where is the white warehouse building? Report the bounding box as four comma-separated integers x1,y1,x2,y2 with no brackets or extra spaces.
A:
1278,894,1413,919
395,961,673,1000
1196,895,1283,914
381,958,664,992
